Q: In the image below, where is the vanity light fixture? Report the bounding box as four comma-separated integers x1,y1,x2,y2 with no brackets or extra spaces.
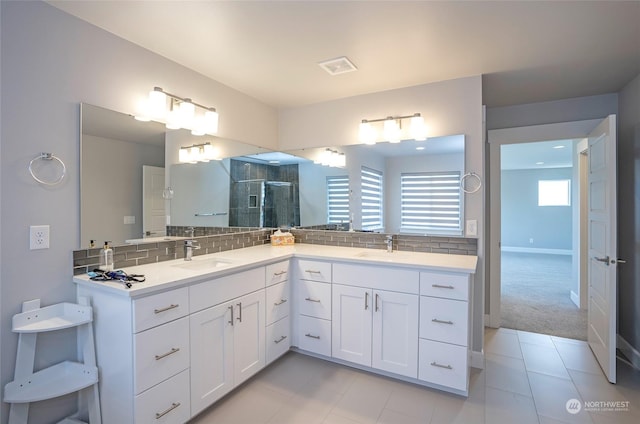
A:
178,142,220,163
315,149,346,168
136,87,219,136
359,113,427,144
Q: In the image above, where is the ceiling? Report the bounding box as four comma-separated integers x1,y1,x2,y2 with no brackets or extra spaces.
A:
501,139,574,170
48,1,639,109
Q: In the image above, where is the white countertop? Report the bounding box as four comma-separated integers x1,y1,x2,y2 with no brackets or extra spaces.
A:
74,244,477,297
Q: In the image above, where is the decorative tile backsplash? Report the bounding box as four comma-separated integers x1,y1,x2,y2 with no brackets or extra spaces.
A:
72,227,477,275
290,229,478,255
72,228,272,275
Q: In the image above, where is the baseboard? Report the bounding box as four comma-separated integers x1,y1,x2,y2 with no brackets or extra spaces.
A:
501,246,573,255
471,350,484,369
617,334,640,370
570,290,580,308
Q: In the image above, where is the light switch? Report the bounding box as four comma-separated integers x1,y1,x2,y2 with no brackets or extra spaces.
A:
124,216,136,225
465,220,477,236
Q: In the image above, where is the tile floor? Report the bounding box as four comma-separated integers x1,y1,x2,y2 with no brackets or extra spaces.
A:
189,328,640,424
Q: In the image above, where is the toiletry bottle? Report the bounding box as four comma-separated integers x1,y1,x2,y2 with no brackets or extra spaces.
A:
99,241,114,271
89,240,95,248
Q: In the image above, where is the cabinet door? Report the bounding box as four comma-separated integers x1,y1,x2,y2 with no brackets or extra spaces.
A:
233,290,266,386
190,301,234,416
372,290,419,378
332,284,372,366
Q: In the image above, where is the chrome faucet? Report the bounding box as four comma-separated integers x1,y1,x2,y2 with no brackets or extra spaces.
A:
385,235,393,253
184,227,200,261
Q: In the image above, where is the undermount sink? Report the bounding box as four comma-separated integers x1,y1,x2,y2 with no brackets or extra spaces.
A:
355,250,404,261
171,257,236,271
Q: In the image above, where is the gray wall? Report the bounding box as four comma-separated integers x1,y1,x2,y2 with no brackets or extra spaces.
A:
501,168,573,250
618,73,640,352
0,2,276,423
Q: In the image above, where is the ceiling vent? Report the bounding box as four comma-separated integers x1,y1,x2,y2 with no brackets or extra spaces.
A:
318,56,358,76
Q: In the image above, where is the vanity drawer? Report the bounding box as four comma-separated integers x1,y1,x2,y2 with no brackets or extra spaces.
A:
135,368,190,424
297,315,331,356
133,287,189,333
266,281,290,325
295,259,332,283
190,267,265,313
297,280,331,320
266,260,290,286
134,317,190,394
419,271,469,301
333,263,419,294
418,339,468,392
266,316,291,364
419,296,468,346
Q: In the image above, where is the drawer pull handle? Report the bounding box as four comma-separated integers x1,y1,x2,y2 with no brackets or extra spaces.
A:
432,284,455,289
274,335,288,344
305,269,321,274
155,347,180,361
430,361,453,370
432,318,454,325
365,292,369,310
273,270,287,276
274,299,288,306
305,297,321,303
237,302,242,323
228,305,234,326
305,333,320,339
375,293,380,312
154,304,179,314
155,402,181,419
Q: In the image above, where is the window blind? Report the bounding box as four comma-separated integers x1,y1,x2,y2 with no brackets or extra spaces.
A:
400,171,462,234
361,167,383,230
327,176,350,224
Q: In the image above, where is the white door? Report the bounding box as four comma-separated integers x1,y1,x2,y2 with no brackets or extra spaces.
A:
372,290,419,378
233,290,265,386
143,165,166,237
587,115,618,383
190,302,234,415
332,284,372,366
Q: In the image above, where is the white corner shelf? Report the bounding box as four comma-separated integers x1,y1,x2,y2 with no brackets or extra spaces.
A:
12,302,92,333
4,298,102,424
4,361,98,403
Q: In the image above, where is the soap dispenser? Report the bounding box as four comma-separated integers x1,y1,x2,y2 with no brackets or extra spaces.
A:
99,241,114,271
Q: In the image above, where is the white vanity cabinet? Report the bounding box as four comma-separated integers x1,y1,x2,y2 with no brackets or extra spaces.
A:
332,264,419,378
189,267,266,417
293,259,333,356
76,285,192,424
417,270,472,393
265,260,291,364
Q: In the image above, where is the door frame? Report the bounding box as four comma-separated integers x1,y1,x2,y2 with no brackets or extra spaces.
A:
487,119,602,328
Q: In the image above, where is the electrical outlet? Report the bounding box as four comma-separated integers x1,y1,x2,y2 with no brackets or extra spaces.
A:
529,238,534,244
465,219,477,236
30,225,50,250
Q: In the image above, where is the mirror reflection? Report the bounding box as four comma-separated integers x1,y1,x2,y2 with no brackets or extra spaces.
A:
80,104,465,248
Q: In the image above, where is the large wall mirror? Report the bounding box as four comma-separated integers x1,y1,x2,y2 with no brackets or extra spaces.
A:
80,103,465,248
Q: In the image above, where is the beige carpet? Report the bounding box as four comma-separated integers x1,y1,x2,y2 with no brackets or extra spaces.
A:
501,251,587,341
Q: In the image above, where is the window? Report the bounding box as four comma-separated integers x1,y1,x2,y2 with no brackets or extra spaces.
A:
400,171,462,235
361,167,383,230
538,179,571,206
327,176,350,224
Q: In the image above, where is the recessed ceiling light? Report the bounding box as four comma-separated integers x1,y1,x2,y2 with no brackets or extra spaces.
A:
536,161,545,165
416,147,425,151
318,56,358,76
553,145,566,149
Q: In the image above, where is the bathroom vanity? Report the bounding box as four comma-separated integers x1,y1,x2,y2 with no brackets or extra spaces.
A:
74,244,476,424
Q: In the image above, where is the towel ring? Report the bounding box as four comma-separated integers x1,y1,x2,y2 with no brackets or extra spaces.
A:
28,153,66,186
461,172,482,194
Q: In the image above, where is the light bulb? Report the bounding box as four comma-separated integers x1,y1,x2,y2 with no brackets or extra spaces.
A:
204,110,219,134
359,121,376,145
148,88,167,120
178,100,195,129
178,148,190,163
384,118,401,143
165,109,181,130
191,115,206,136
203,144,219,161
410,114,426,141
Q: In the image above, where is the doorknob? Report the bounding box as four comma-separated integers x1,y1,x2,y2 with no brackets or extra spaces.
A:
614,259,627,265
594,256,610,265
